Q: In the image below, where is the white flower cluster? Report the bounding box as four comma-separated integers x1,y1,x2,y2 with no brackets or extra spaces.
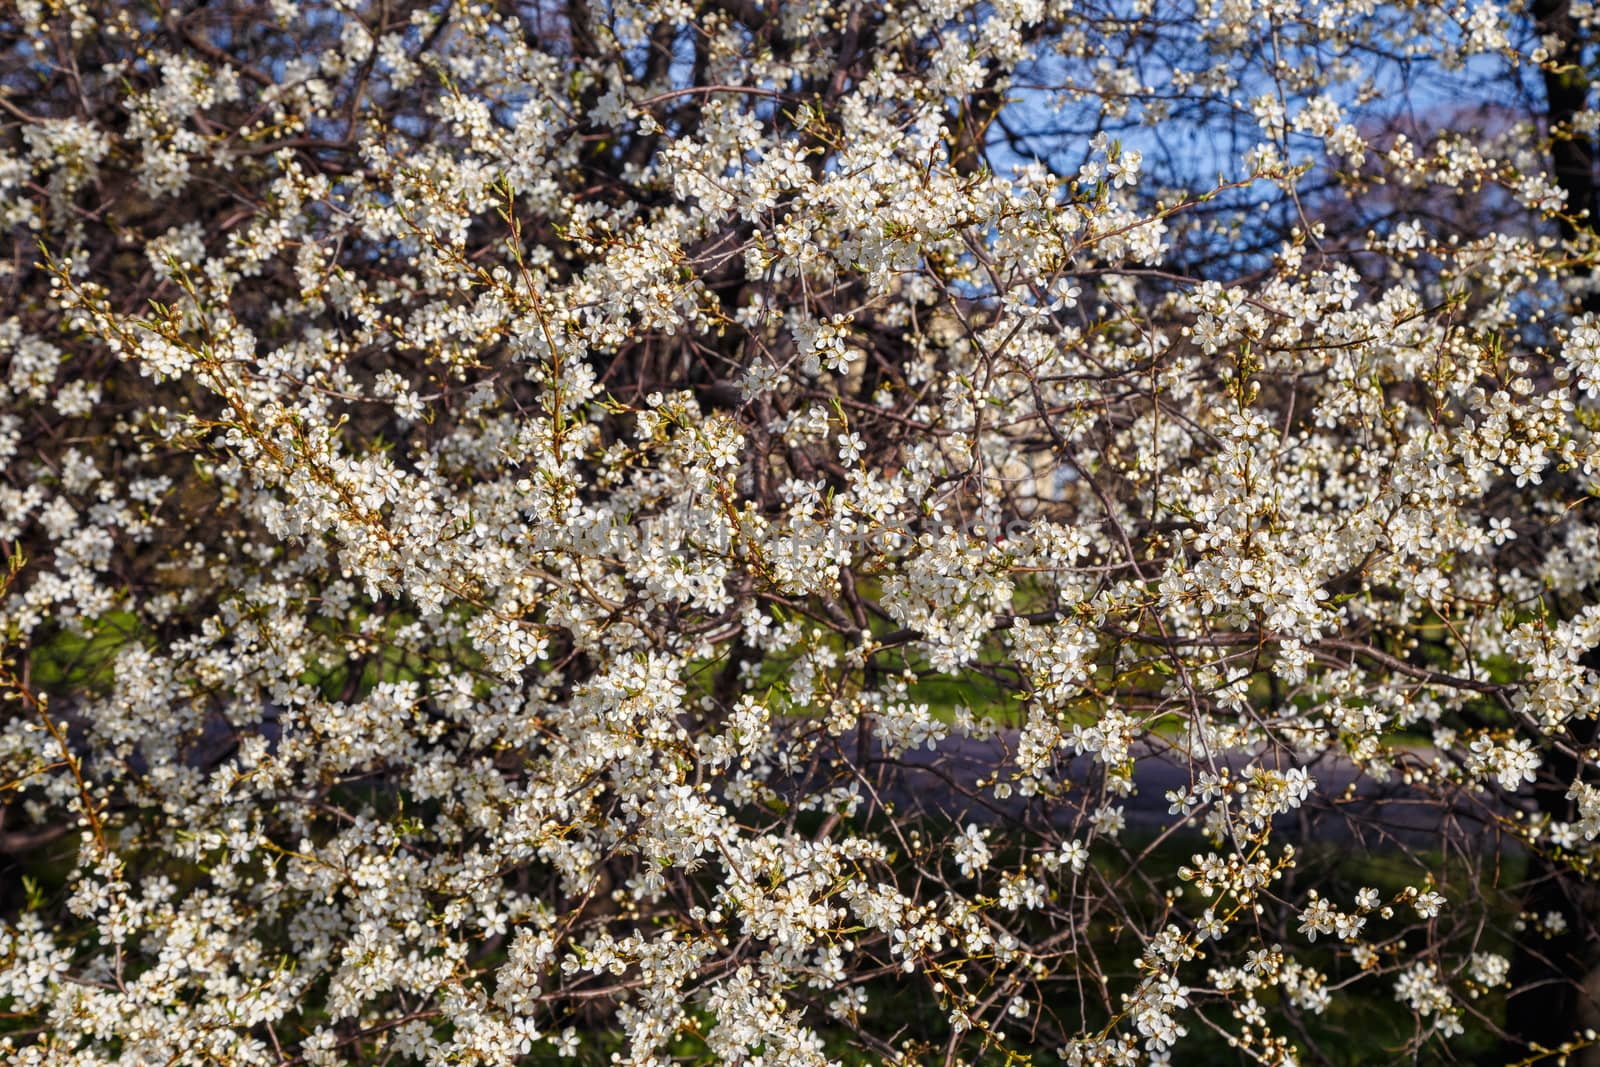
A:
2,0,1599,1065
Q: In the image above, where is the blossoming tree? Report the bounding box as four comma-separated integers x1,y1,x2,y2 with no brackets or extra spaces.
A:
5,0,1600,1064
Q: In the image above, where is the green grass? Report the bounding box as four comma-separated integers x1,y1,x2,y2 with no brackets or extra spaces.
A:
27,609,146,692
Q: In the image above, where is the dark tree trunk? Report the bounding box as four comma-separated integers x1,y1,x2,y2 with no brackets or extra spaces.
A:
1499,5,1600,1057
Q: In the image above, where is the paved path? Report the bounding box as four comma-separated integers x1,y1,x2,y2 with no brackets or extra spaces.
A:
793,729,1515,852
